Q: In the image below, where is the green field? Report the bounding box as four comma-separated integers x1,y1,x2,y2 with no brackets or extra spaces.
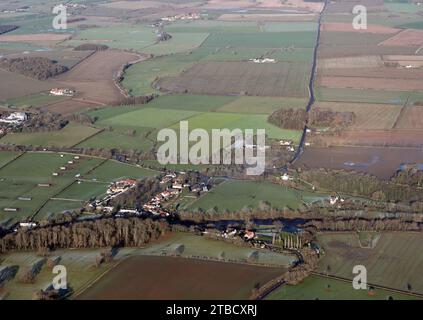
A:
201,32,317,49
0,152,158,225
55,181,108,201
385,3,423,14
5,92,69,108
316,87,423,105
141,32,209,56
0,123,101,148
0,152,20,169
216,97,307,114
139,232,296,267
96,108,200,129
188,180,326,212
145,94,237,112
267,275,418,300
0,152,104,224
35,199,84,220
164,20,260,33
76,129,155,152
171,112,302,141
316,232,423,294
82,160,157,182
64,25,157,50
121,54,197,96
0,248,135,300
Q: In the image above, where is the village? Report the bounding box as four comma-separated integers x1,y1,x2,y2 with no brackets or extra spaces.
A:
86,171,212,219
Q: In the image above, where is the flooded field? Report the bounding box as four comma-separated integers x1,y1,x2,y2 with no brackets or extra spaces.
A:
295,146,423,179
76,255,285,300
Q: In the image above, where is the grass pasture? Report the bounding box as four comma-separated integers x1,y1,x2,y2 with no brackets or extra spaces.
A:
140,32,209,56
317,232,423,294
64,25,157,51
139,232,296,267
201,32,317,49
0,152,21,169
216,97,307,114
82,160,157,183
0,152,158,225
76,130,155,153
0,248,135,300
95,108,200,129
0,152,103,224
170,112,302,141
121,54,197,96
5,92,69,109
267,275,418,300
0,123,101,148
144,94,237,112
315,87,423,105
188,180,326,212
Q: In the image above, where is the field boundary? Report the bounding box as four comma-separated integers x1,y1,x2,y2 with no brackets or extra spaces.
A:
0,151,25,171
69,127,105,149
311,272,423,299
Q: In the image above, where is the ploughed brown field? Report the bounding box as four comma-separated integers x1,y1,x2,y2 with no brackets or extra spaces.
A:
379,29,423,47
312,129,423,148
318,76,423,91
295,146,423,179
49,49,143,113
76,256,285,300
0,69,57,101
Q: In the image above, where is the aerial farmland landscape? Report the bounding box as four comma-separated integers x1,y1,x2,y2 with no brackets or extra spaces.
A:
0,0,422,308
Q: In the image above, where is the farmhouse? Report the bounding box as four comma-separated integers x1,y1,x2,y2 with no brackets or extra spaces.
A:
107,179,137,195
279,139,293,146
50,88,75,96
250,58,276,64
0,112,28,125
19,221,37,228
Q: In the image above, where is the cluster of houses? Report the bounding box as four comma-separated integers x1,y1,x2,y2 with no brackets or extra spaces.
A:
0,111,28,136
62,2,87,10
107,179,137,195
0,112,28,125
142,172,210,217
250,58,276,64
89,179,138,214
279,139,295,152
161,13,201,22
328,195,345,206
50,88,75,96
1,7,29,13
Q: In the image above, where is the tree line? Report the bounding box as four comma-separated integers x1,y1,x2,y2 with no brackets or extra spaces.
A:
0,218,167,254
0,57,68,80
268,107,355,130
